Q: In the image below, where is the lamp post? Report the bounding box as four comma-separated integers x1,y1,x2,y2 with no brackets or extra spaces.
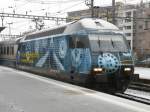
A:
85,0,94,18
8,22,13,35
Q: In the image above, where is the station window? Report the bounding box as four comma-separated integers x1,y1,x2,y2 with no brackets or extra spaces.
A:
126,11,131,17
119,27,123,30
128,40,131,47
125,19,131,22
125,33,131,36
139,25,143,29
144,21,148,30
124,26,131,29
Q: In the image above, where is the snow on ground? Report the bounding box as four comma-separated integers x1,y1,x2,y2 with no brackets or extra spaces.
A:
125,89,150,99
135,67,150,80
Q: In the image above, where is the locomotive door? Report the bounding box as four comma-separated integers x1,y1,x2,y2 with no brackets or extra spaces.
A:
69,35,80,74
70,35,87,72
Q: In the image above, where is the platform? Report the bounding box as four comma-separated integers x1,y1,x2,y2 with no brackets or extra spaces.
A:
0,66,149,112
135,67,150,80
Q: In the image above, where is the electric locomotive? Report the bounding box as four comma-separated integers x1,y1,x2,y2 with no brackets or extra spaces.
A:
1,18,135,92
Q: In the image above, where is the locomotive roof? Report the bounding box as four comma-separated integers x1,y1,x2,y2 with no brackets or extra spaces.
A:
22,18,120,41
79,18,119,30
64,18,119,34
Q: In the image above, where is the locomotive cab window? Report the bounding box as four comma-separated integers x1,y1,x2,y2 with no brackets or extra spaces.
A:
89,34,129,52
69,35,89,48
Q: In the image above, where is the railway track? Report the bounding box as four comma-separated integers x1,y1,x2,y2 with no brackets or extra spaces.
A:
93,82,150,105
129,82,150,92
115,82,150,105
115,92,150,105
115,81,150,105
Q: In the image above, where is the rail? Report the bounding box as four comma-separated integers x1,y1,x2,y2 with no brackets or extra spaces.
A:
129,82,150,92
115,92,150,105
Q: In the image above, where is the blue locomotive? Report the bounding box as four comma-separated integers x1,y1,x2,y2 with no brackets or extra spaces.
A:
0,18,135,92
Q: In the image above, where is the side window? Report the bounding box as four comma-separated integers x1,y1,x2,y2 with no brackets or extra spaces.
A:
7,46,9,55
77,35,89,48
69,35,89,48
1,46,3,54
1,46,3,55
9,45,12,55
76,39,84,48
10,45,12,55
0,45,1,55
4,46,6,55
11,46,14,55
69,36,76,48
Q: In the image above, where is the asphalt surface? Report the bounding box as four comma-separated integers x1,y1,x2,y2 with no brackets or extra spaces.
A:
0,66,150,112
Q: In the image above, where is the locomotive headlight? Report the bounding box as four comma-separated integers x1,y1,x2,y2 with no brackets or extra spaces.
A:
124,67,131,71
93,68,103,72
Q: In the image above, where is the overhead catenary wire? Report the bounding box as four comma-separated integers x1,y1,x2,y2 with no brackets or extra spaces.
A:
52,0,86,16
115,16,150,22
25,0,85,4
39,0,85,13
13,0,85,17
23,0,86,18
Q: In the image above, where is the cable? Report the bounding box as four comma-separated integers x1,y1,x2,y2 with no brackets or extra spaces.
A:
115,16,150,21
25,0,84,4
26,0,85,17
55,1,85,13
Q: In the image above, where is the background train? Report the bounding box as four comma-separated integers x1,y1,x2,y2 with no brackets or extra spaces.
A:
0,18,135,92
